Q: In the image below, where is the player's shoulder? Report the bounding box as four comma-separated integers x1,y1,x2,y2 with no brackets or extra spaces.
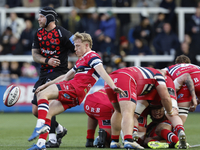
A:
56,25,73,37
86,51,101,59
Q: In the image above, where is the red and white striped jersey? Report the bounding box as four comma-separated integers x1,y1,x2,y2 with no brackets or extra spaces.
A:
111,66,166,96
69,51,102,96
163,64,200,80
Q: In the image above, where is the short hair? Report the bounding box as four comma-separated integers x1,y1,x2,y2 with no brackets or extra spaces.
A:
73,32,93,48
175,55,191,64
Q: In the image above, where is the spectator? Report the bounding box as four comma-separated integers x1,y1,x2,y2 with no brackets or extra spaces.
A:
10,61,21,79
63,9,80,34
115,0,132,36
133,17,153,46
0,61,11,86
74,0,95,9
129,39,152,67
95,0,112,7
153,22,180,68
153,22,179,55
119,36,130,58
6,13,26,39
40,0,60,8
136,0,161,23
175,42,198,65
4,0,21,8
100,10,117,41
181,0,198,23
130,39,152,56
153,13,166,36
21,0,40,21
0,0,6,7
21,62,38,78
159,0,177,33
185,7,200,55
20,20,34,55
10,35,23,55
0,27,13,55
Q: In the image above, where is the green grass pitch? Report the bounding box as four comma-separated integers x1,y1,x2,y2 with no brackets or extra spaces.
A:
0,112,199,150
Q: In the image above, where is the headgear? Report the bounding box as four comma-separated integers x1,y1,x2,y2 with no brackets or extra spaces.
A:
39,6,58,28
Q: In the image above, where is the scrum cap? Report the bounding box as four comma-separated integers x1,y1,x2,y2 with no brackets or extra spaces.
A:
39,6,58,28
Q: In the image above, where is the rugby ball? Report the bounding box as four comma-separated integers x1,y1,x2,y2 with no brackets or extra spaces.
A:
3,85,21,107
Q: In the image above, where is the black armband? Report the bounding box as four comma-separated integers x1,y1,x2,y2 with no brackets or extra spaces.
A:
45,58,50,64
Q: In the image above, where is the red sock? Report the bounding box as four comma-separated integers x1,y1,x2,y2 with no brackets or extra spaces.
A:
161,129,179,143
174,125,184,133
124,134,133,141
86,129,95,139
39,118,51,140
111,135,119,142
38,99,49,120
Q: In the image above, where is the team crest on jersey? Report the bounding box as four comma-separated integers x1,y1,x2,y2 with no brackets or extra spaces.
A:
177,93,184,99
167,88,175,96
64,93,70,99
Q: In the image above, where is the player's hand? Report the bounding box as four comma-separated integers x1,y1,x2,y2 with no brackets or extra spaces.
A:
35,84,46,94
48,56,61,67
189,98,198,112
113,87,126,97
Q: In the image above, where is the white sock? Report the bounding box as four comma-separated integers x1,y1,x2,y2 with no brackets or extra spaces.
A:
49,133,57,143
37,138,46,148
56,124,63,134
36,119,45,128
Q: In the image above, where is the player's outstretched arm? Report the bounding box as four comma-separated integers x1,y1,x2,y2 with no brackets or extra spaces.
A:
94,64,126,97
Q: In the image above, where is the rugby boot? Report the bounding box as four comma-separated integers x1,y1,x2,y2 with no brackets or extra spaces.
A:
45,140,59,148
56,127,67,145
27,144,46,150
178,130,187,149
148,141,169,149
28,125,49,141
124,140,144,149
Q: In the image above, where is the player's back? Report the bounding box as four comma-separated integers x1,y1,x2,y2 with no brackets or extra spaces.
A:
164,64,200,80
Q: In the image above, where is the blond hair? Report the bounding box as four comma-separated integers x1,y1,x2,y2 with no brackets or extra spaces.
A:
73,32,93,48
175,55,191,64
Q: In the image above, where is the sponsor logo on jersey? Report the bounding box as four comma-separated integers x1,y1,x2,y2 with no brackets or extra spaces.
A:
178,93,184,99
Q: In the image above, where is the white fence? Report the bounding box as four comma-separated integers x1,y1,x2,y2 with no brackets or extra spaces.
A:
0,55,199,66
0,7,197,42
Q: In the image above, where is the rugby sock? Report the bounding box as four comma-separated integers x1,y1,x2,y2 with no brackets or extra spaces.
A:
56,124,64,134
134,126,138,132
38,99,49,121
124,135,133,142
161,129,179,143
37,138,46,148
39,118,51,140
111,135,119,142
49,116,56,134
174,125,184,134
49,133,57,143
86,129,95,139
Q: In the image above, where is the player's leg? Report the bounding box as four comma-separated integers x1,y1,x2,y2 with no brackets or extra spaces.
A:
118,100,144,149
110,102,122,148
165,99,187,149
178,102,190,124
28,100,65,150
28,84,59,142
134,100,149,141
85,116,98,147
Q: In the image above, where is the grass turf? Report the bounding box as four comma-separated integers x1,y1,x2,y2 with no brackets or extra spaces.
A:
0,112,199,150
